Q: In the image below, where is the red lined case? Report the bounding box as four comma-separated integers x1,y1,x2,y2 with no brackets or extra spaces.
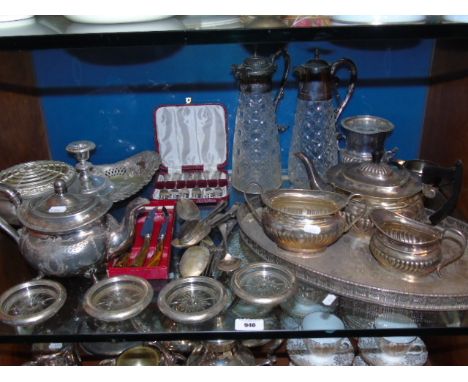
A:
152,103,230,204
107,200,176,280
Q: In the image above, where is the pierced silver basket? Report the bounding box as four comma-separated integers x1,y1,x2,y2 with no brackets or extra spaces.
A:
94,151,161,203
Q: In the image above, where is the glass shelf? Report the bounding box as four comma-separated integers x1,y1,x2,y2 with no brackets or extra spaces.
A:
0,228,467,344
0,16,467,50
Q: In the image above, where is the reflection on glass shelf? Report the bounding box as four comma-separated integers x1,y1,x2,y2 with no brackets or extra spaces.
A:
0,16,57,37
330,15,427,25
0,230,466,343
0,15,466,40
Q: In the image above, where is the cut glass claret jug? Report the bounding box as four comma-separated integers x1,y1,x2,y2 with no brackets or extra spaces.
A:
231,48,290,193
288,50,357,187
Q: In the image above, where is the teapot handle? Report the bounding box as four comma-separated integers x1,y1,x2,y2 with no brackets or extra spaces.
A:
271,48,291,132
437,227,467,276
330,58,358,121
429,160,463,225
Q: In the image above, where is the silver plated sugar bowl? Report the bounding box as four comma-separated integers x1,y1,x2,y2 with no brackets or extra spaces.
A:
245,186,365,253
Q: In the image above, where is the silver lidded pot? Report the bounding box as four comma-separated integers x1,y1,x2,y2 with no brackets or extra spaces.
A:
0,179,148,277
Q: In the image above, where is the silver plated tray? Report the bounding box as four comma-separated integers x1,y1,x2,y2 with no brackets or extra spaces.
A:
237,203,468,311
94,151,161,203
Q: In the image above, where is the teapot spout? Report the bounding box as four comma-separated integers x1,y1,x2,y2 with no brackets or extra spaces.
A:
107,196,149,257
294,152,332,191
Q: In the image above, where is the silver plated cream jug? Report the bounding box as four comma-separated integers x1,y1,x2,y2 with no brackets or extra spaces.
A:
231,49,290,193
288,51,357,187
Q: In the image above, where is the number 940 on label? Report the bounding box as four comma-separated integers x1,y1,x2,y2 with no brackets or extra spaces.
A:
234,319,264,331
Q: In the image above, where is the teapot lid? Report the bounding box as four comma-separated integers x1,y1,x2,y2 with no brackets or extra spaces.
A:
17,179,112,233
327,156,421,199
233,54,277,79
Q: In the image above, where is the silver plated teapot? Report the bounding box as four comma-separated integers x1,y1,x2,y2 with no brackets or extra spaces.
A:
0,179,148,277
296,151,463,234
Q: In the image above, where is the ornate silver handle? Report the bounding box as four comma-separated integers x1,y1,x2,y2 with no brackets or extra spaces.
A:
330,58,358,121
271,48,291,132
437,228,467,276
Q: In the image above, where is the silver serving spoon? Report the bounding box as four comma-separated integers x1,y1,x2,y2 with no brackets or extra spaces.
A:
172,200,228,248
172,202,240,249
176,199,201,221
216,219,241,273
179,245,211,278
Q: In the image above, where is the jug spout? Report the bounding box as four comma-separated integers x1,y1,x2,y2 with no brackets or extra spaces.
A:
0,184,22,243
294,152,333,191
107,196,149,257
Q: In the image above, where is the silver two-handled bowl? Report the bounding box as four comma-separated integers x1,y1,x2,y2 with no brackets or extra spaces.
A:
245,186,364,253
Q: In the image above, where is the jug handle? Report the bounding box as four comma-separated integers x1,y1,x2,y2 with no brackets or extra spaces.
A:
271,48,291,132
330,58,358,121
243,182,264,223
436,227,467,276
343,194,367,232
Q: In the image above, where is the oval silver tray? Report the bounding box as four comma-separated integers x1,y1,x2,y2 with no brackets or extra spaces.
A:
94,151,161,203
237,202,468,311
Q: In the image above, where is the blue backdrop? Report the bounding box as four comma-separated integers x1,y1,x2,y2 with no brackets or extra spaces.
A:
32,38,434,170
